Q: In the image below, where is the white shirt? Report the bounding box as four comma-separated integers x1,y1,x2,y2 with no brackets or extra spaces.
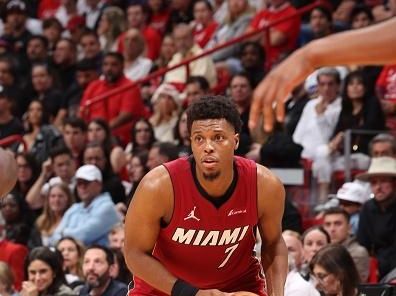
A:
293,96,342,159
124,56,153,81
285,270,320,296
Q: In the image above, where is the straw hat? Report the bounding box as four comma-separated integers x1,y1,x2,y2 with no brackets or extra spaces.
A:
356,157,396,181
151,83,182,107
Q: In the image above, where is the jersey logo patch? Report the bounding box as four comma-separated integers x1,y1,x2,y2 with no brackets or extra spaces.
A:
184,206,200,221
227,209,247,216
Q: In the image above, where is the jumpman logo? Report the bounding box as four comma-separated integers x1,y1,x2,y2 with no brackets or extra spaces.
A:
184,206,200,221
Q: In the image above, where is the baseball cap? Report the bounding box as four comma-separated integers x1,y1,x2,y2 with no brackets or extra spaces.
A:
6,0,27,13
75,165,102,182
335,182,370,205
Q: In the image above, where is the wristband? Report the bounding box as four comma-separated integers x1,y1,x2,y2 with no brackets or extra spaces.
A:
171,279,199,296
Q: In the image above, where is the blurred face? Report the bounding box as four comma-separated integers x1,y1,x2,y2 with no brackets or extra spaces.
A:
54,40,74,65
228,0,247,17
88,122,106,143
161,36,176,61
58,239,79,271
317,74,339,103
351,12,371,30
127,5,145,28
1,195,19,223
241,44,262,69
312,265,341,295
64,125,86,153
80,35,101,59
32,65,52,93
43,25,62,44
147,147,168,170
28,260,55,292
97,14,110,35
128,156,146,182
76,179,101,204
0,61,14,86
6,11,26,31
16,155,32,183
108,229,125,250
303,230,328,263
48,186,69,215
310,9,331,35
84,147,106,170
83,249,111,288
185,82,205,105
338,199,361,215
27,39,47,61
27,101,43,126
194,1,212,25
347,77,365,100
124,31,143,59
178,112,189,141
370,176,395,203
134,121,152,146
371,142,394,157
173,26,194,55
148,0,162,12
323,214,350,243
283,234,304,269
230,76,252,106
53,154,75,180
157,94,177,115
191,119,238,181
76,69,98,88
102,56,123,83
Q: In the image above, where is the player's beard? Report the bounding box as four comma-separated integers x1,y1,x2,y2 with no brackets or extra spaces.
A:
203,171,220,181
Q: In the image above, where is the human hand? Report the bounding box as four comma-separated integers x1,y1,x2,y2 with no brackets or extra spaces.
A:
250,48,315,133
0,147,17,198
41,159,53,179
21,281,39,296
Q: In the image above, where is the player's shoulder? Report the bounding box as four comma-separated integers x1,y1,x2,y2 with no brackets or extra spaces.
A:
256,163,282,186
139,165,172,191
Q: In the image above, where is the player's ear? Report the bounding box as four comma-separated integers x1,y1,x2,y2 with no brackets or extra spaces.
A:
234,134,239,150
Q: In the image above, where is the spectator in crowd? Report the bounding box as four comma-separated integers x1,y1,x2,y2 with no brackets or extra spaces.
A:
0,91,24,142
56,236,85,287
97,6,126,53
123,28,153,81
108,223,125,251
1,191,34,246
299,6,334,47
334,182,370,235
0,262,18,296
87,118,126,174
349,5,374,30
62,59,100,119
119,3,162,61
174,110,191,157
184,76,211,106
20,99,63,165
111,248,132,286
26,35,50,72
13,152,39,198
80,52,147,145
293,68,342,203
151,34,176,71
125,151,149,203
150,83,182,143
21,246,76,296
282,230,320,296
356,157,396,278
0,214,28,291
79,245,128,296
147,0,171,35
42,18,64,54
246,0,300,67
376,64,396,131
67,16,88,51
146,141,179,170
81,0,108,30
238,41,266,88
79,30,103,72
300,226,330,281
52,38,77,92
125,118,156,157
310,244,360,296
63,117,87,167
50,164,120,247
164,23,217,87
165,0,195,33
26,146,76,210
54,0,80,27
35,183,75,246
369,133,396,157
192,0,218,49
322,207,369,282
83,141,126,207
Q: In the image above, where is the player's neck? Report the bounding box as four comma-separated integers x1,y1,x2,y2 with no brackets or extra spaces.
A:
196,167,234,198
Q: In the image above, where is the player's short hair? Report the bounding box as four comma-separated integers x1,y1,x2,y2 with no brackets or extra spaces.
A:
186,95,242,134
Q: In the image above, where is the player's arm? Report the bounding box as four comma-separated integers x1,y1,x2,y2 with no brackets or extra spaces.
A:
250,17,396,132
257,165,287,296
0,148,16,198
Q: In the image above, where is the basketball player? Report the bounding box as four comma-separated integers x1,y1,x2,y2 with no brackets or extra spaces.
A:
0,148,17,197
249,17,396,132
125,96,287,296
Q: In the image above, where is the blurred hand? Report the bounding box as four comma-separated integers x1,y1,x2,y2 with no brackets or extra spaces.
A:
21,281,39,296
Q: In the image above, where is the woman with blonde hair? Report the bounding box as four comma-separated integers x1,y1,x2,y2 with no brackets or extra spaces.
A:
0,262,17,296
97,6,126,52
36,183,75,246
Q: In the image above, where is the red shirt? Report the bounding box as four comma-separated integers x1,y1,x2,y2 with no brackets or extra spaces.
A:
80,76,147,144
117,26,162,61
38,0,60,19
249,3,300,67
376,65,396,130
193,21,218,48
0,240,28,291
130,157,266,295
149,10,171,35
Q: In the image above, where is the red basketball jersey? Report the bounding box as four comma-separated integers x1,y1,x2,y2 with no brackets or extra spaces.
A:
130,156,266,295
